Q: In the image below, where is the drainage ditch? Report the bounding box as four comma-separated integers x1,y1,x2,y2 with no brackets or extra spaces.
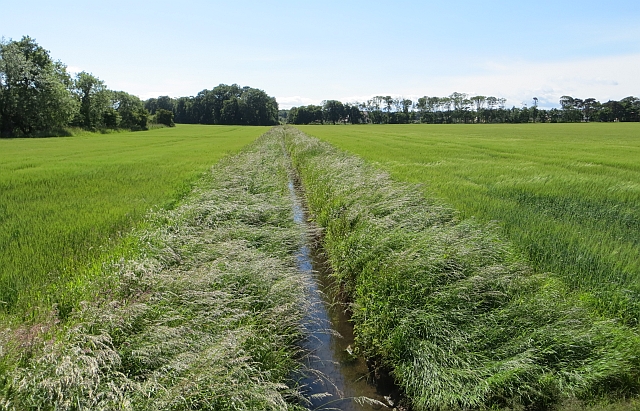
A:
288,177,400,410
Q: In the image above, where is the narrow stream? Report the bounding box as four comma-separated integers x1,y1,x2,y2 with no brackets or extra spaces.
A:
289,180,395,411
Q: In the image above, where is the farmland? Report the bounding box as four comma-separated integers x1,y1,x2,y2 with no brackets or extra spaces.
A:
0,125,266,322
1,128,311,409
2,123,640,410
285,126,640,410
297,123,640,324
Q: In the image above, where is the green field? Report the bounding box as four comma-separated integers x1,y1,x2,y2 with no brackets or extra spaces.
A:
0,125,266,321
1,129,310,409
2,124,639,410
297,123,640,324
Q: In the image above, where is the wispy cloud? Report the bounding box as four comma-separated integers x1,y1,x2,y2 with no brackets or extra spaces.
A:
278,96,319,109
421,54,640,108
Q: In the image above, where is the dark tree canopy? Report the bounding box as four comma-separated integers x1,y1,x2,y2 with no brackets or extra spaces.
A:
0,37,77,136
286,93,640,125
0,37,150,137
145,84,279,126
156,108,175,127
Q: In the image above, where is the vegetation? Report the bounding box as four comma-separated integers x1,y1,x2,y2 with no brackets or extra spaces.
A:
285,126,640,410
145,84,280,126
0,125,266,322
154,108,175,127
0,37,149,137
286,93,640,124
0,128,308,410
298,123,640,325
3,32,640,410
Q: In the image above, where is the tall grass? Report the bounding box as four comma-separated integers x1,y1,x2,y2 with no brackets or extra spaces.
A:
297,123,640,325
285,126,640,410
0,125,267,322
0,128,308,410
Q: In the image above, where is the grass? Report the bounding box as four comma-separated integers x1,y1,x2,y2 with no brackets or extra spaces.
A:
296,123,640,325
1,128,309,410
0,125,267,322
285,126,640,410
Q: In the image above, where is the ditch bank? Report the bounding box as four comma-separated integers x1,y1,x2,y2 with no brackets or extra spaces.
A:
0,129,310,410
284,138,400,410
282,126,640,411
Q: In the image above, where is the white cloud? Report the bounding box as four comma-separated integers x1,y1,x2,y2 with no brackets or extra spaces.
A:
65,65,82,75
278,96,320,109
427,54,640,108
280,53,640,110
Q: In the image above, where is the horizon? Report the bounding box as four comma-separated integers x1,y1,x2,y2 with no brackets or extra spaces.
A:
2,0,639,109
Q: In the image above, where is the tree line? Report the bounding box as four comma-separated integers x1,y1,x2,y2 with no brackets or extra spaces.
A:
286,93,640,125
0,37,149,137
0,37,279,137
144,84,279,126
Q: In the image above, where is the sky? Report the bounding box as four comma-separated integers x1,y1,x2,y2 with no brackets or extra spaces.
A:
2,0,639,109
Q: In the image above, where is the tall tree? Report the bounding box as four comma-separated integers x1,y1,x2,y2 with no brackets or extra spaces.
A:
0,37,77,136
322,100,345,124
113,91,148,130
73,72,112,129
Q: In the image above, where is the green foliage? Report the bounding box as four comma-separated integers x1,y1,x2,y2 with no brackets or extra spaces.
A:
299,123,640,325
285,126,640,410
0,36,77,136
322,100,345,124
155,108,174,127
0,37,152,136
0,125,267,322
73,71,112,129
147,84,279,126
0,129,307,409
287,105,324,124
113,91,148,130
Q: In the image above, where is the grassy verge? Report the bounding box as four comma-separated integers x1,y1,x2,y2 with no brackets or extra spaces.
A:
0,128,308,410
0,125,267,323
285,126,640,410
296,123,640,325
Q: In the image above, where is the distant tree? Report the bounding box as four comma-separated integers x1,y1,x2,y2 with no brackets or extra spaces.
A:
559,96,582,122
73,71,112,129
156,108,174,127
400,99,413,123
620,96,640,121
113,91,148,130
288,105,323,124
345,103,363,124
240,87,278,125
365,96,384,124
471,96,486,113
600,100,624,122
174,97,193,123
156,95,174,112
382,96,393,122
103,107,121,128
0,36,77,136
220,97,242,124
322,100,345,124
144,98,158,114
278,109,289,124
582,98,599,122
157,84,277,126
548,108,561,123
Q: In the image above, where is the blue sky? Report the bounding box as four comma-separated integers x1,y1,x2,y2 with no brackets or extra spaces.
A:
2,0,639,108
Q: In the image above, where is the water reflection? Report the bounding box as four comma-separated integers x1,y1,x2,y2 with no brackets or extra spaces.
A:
289,181,392,411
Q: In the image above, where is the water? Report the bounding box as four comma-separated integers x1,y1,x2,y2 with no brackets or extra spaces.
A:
289,181,395,411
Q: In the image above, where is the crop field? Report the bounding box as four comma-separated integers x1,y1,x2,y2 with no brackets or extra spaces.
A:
297,123,640,324
1,129,310,409
2,124,640,410
0,125,266,322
